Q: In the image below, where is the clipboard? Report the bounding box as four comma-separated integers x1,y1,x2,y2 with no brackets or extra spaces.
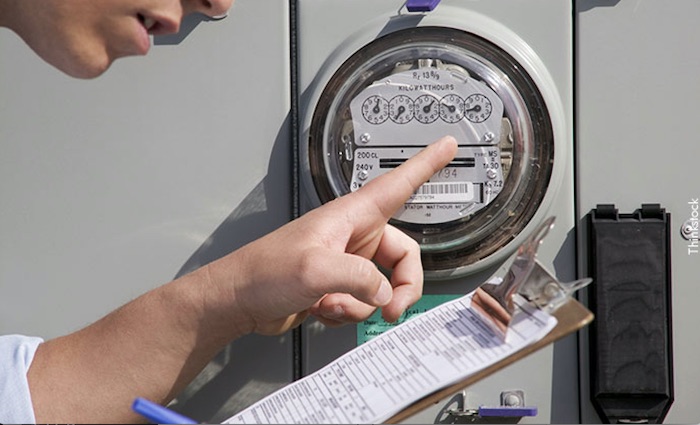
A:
223,296,592,425
386,217,594,423
385,298,593,423
224,217,594,425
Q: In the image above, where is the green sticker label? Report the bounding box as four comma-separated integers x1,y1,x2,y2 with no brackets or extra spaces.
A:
356,294,462,345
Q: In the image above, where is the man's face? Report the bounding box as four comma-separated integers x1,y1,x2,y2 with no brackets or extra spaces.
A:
12,0,232,78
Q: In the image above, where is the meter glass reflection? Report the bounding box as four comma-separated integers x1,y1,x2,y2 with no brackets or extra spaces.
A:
308,27,554,275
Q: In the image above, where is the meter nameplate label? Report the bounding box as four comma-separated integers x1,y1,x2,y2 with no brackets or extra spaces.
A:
349,68,504,147
347,68,506,224
351,146,504,224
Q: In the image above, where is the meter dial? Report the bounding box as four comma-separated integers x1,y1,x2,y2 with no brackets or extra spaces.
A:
389,95,415,124
465,94,493,123
307,27,555,277
440,94,465,123
414,95,440,124
361,95,389,124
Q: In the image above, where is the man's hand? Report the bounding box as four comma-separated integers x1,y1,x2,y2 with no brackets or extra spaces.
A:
26,136,457,423
208,136,458,335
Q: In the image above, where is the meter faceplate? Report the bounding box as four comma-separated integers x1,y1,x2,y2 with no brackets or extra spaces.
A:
349,68,505,225
308,27,555,277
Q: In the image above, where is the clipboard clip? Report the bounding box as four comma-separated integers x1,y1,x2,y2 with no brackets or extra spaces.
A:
472,216,592,338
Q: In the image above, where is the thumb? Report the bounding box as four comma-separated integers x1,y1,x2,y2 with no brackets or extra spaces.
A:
309,250,393,307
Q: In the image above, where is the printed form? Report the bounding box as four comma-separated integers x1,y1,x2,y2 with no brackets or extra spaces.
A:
224,292,557,424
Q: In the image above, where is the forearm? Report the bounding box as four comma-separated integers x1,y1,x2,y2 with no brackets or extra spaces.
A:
24,136,458,423
27,262,252,423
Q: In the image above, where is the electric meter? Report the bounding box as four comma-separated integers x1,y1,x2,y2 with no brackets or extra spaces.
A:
306,27,558,278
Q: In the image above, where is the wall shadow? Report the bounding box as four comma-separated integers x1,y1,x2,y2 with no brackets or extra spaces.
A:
168,114,294,422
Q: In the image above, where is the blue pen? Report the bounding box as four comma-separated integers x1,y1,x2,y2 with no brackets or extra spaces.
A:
132,397,197,424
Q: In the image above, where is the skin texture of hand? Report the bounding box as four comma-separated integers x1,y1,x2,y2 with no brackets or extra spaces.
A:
26,136,457,422
208,135,459,335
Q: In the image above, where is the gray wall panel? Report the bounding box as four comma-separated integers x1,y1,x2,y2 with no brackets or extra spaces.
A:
576,1,700,423
1,1,293,422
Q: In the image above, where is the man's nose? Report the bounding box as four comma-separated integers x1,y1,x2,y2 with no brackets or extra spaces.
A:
185,0,233,19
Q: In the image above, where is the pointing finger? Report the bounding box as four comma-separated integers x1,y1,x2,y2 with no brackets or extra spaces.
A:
357,135,458,219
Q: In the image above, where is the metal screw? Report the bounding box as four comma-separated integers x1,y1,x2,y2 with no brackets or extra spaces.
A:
500,390,525,407
358,170,369,181
504,394,521,407
359,133,371,144
486,169,498,179
681,219,696,240
483,132,495,143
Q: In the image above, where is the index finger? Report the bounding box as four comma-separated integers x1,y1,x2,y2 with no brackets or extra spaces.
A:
358,136,458,219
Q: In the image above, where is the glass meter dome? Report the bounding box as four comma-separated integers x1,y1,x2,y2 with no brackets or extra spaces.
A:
307,27,557,278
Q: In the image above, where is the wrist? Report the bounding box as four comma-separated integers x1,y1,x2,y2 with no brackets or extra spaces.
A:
195,251,256,341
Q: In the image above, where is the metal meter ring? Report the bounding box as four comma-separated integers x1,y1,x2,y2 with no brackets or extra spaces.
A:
307,27,555,278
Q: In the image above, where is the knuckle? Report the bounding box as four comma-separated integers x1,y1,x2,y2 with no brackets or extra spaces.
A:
296,249,322,285
388,223,421,255
354,262,375,281
349,260,379,294
405,235,421,254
